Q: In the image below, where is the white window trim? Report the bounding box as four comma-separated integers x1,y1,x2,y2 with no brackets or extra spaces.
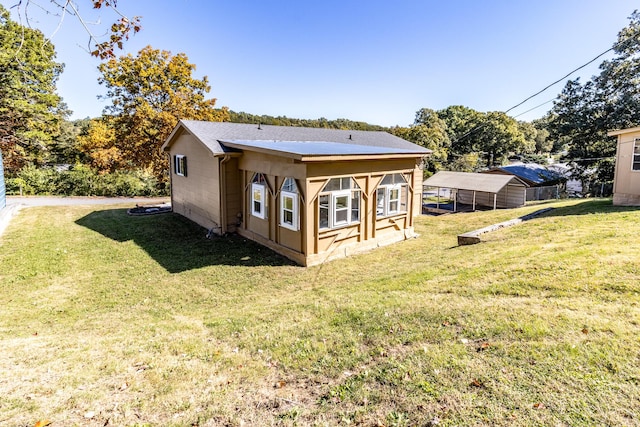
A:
175,155,186,176
251,182,266,219
280,191,298,231
633,139,640,171
387,184,402,215
332,190,351,227
319,190,361,230
377,183,407,217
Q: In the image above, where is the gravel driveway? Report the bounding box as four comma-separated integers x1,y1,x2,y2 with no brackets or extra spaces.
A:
6,196,170,207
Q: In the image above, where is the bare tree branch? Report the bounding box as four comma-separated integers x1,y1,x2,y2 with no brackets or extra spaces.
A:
7,0,141,59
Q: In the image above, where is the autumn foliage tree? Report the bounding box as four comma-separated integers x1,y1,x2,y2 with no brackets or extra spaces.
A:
93,45,229,180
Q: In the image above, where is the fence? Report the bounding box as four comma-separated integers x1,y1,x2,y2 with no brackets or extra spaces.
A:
0,150,5,210
526,185,560,201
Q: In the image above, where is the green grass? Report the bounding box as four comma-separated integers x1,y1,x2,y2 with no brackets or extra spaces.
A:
1,199,639,426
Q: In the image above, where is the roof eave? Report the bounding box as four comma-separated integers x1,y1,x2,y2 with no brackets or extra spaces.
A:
300,153,429,162
607,126,640,136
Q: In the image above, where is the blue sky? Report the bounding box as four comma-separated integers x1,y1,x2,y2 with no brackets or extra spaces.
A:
2,0,636,126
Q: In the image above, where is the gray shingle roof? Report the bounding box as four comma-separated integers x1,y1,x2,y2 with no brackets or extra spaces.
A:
163,120,431,156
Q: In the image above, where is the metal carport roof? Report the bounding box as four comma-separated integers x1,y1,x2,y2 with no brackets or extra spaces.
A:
423,171,526,193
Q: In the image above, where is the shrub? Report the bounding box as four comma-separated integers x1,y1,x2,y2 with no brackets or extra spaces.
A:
10,165,59,195
9,164,169,197
58,164,99,195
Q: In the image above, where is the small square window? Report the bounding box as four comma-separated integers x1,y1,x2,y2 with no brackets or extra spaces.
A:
174,155,187,176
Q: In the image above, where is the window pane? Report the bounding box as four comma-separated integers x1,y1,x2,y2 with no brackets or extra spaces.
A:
283,177,297,192
390,188,399,200
284,210,293,224
335,209,348,223
351,191,360,222
334,194,349,224
253,189,261,202
319,194,329,228
284,196,293,210
253,200,261,214
253,173,266,184
377,189,385,216
323,178,340,192
335,195,349,209
390,201,398,212
340,177,350,190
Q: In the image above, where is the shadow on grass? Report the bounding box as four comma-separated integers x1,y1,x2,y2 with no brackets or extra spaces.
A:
75,208,296,272
533,198,640,218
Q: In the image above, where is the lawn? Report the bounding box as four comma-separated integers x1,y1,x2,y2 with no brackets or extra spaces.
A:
1,199,639,426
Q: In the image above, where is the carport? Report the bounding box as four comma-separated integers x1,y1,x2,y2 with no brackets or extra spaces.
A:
423,171,527,212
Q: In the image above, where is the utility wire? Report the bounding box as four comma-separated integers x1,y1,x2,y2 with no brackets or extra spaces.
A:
512,98,555,119
506,24,640,116
504,47,615,114
452,34,633,144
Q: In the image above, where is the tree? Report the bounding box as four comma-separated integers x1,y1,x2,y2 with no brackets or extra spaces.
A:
547,11,640,186
6,1,141,59
474,111,527,167
392,108,450,175
95,45,229,180
0,5,66,174
437,105,483,156
437,106,526,169
78,118,120,173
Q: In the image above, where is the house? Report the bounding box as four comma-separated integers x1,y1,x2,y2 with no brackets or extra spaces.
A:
161,120,430,266
481,163,566,201
608,126,640,206
482,163,564,187
423,171,527,212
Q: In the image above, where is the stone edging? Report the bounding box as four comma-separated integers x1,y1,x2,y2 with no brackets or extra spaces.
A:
457,207,554,246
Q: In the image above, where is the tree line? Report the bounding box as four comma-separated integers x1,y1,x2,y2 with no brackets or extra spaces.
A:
2,4,640,196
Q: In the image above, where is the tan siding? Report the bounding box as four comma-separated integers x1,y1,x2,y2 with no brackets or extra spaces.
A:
613,132,640,203
170,133,222,231
240,153,306,254
223,157,242,232
457,184,526,209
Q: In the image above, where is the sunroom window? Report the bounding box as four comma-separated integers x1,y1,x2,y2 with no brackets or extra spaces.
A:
376,173,408,217
251,173,267,219
318,177,361,230
280,177,298,231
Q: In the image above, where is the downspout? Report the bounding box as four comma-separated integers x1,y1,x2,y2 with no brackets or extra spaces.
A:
219,154,232,234
166,151,174,209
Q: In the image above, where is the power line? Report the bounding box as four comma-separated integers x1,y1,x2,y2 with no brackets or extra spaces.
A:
512,98,555,119
504,46,615,114
505,24,640,116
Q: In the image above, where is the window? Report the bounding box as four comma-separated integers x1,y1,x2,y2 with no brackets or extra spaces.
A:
318,177,361,229
280,177,298,231
174,155,187,176
376,173,408,217
251,173,267,219
633,139,640,171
